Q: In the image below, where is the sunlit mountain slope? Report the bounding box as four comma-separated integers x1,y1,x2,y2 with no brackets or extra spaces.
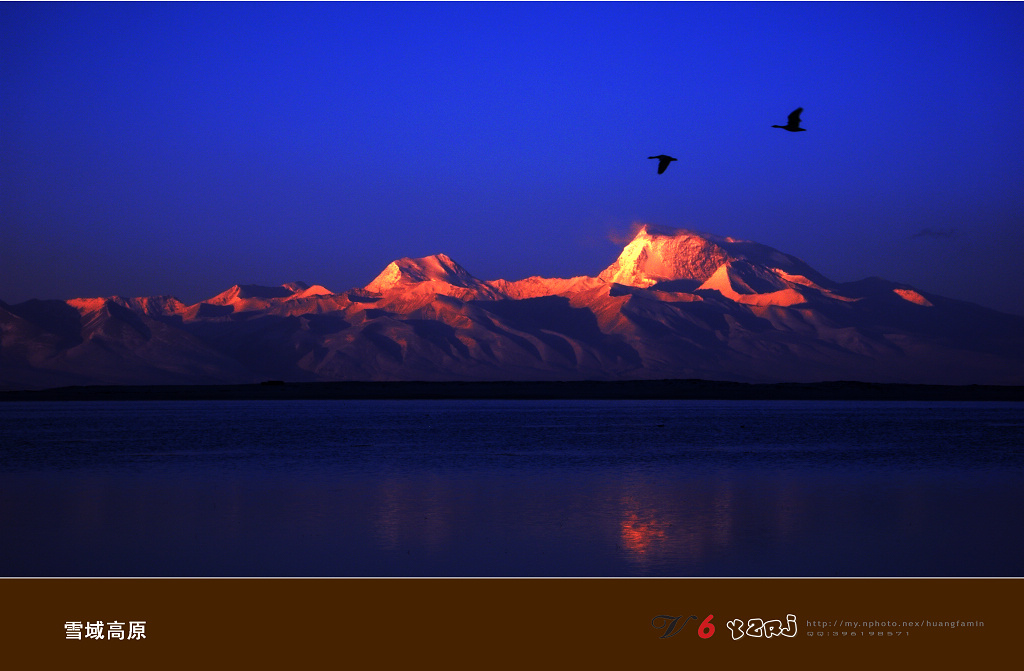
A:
3,226,1022,389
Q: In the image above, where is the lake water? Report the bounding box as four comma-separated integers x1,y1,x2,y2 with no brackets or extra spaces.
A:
1,399,1022,577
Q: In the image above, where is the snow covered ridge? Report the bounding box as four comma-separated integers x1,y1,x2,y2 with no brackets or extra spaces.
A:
2,226,1023,388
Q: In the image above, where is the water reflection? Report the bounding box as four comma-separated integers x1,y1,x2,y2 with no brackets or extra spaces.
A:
2,399,1023,576
2,465,1023,576
618,495,668,559
615,478,738,573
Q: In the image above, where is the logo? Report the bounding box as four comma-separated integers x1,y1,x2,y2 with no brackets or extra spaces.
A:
651,614,715,639
652,613,798,640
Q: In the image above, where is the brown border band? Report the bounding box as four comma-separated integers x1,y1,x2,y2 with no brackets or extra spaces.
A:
5,578,1018,666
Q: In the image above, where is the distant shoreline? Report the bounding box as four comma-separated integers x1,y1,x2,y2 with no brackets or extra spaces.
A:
1,379,1022,402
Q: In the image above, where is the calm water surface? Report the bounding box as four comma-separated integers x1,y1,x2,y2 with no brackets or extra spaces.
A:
1,399,1022,576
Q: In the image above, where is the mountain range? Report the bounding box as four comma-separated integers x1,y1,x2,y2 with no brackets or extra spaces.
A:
2,225,1022,389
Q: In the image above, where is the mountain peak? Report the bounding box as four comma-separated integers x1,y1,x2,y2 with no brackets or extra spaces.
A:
207,284,294,305
599,224,831,288
204,282,331,310
365,253,483,293
286,282,334,299
599,226,732,287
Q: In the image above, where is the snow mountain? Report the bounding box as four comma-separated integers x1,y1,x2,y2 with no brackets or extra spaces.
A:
2,225,1022,389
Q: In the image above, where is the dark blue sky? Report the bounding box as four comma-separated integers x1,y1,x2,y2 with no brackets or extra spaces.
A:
3,2,1023,314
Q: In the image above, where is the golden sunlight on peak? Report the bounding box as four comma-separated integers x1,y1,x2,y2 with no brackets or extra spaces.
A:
67,297,108,312
893,288,934,307
289,284,334,299
698,265,806,307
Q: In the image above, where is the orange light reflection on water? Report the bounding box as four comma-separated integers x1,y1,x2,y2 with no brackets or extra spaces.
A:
616,482,741,570
619,502,668,557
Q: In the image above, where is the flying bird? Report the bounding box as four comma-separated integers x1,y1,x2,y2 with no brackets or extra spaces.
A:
648,155,677,174
772,108,806,132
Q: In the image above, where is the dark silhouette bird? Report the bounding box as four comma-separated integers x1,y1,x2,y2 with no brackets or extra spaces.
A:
648,155,677,174
772,107,806,132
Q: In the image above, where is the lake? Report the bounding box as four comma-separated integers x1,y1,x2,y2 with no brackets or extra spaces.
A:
1,399,1021,576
